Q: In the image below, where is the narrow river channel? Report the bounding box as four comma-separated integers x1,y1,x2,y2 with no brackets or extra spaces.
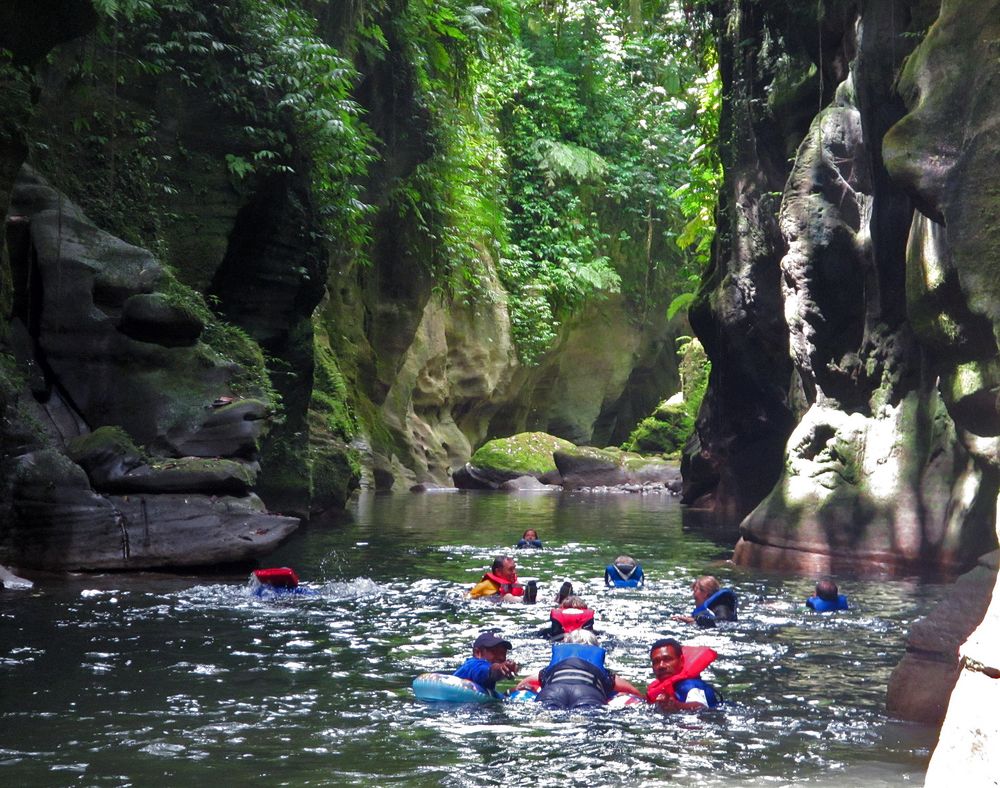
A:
2,490,942,786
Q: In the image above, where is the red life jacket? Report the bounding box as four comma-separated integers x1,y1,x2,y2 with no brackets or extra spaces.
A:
253,567,300,589
483,571,523,596
550,607,595,634
646,645,717,703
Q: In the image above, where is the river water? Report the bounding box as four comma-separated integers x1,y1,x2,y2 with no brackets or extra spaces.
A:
2,490,942,786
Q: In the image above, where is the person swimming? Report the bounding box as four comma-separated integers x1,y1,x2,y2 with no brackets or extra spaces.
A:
806,578,849,612
514,629,643,709
604,555,644,588
516,529,543,549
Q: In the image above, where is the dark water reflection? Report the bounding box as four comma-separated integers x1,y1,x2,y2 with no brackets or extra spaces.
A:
2,491,940,785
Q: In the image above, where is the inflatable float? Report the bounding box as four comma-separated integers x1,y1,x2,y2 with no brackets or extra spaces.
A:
412,673,497,703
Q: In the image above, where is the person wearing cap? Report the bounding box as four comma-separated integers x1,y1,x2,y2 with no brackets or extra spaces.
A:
452,631,520,697
469,556,524,601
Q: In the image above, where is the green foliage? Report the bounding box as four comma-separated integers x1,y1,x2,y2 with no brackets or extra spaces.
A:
483,0,720,362
677,334,710,420
376,0,517,299
622,406,692,456
34,1,373,259
159,270,279,408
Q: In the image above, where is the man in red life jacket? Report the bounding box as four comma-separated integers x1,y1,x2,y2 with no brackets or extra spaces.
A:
646,638,720,711
469,556,524,601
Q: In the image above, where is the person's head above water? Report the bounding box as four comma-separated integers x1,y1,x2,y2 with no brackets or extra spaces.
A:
490,556,517,580
522,529,539,541
614,555,637,568
815,578,839,601
562,628,600,646
472,630,513,662
559,595,588,610
649,637,683,680
555,581,574,604
691,575,721,606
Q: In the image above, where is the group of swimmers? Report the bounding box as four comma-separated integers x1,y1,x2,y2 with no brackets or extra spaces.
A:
450,530,849,712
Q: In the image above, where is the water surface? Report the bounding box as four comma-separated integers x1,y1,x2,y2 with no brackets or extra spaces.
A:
1,490,940,785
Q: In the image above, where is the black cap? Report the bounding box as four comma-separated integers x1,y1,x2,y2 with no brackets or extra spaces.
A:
473,631,512,650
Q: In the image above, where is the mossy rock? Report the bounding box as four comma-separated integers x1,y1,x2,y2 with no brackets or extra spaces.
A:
555,445,680,489
469,432,575,481
623,403,693,456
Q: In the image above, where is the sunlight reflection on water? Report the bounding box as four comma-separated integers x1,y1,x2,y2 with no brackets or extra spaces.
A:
1,491,941,786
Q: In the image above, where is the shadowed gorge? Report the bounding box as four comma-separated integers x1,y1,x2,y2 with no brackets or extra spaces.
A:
1,0,999,783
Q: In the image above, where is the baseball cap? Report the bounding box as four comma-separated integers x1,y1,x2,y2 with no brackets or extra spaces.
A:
473,631,512,650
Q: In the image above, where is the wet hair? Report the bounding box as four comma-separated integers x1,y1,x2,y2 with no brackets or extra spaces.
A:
563,629,599,646
694,575,721,595
649,637,682,657
816,578,839,601
522,529,538,540
491,556,512,573
559,595,588,610
614,555,637,567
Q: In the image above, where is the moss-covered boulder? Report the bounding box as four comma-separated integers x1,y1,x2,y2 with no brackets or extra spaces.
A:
623,396,692,456
456,432,573,489
554,445,680,490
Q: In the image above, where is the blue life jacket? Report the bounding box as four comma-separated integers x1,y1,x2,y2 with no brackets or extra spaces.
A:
605,563,644,588
674,678,720,709
692,588,738,624
545,643,606,671
251,585,315,599
806,594,849,612
540,644,612,696
516,539,543,549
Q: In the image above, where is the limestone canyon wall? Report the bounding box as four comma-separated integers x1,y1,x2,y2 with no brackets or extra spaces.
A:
0,2,681,570
692,0,999,753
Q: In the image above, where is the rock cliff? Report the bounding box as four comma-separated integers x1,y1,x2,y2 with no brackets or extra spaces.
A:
690,0,999,743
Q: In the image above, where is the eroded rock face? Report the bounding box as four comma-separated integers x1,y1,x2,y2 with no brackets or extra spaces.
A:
0,172,298,570
878,0,1000,773
886,552,997,724
706,2,997,578
8,169,262,456
736,394,993,574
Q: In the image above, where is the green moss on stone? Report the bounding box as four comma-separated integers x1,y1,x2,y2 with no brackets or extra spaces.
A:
623,336,709,456
157,269,278,408
65,425,147,464
471,432,575,476
622,406,693,456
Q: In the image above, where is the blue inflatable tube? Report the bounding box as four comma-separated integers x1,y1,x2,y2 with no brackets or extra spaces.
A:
412,673,497,703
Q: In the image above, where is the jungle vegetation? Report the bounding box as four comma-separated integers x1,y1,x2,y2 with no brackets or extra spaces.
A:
55,0,721,366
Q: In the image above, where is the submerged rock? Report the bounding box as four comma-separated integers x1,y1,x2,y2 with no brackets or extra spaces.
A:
887,552,998,725
0,564,33,590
